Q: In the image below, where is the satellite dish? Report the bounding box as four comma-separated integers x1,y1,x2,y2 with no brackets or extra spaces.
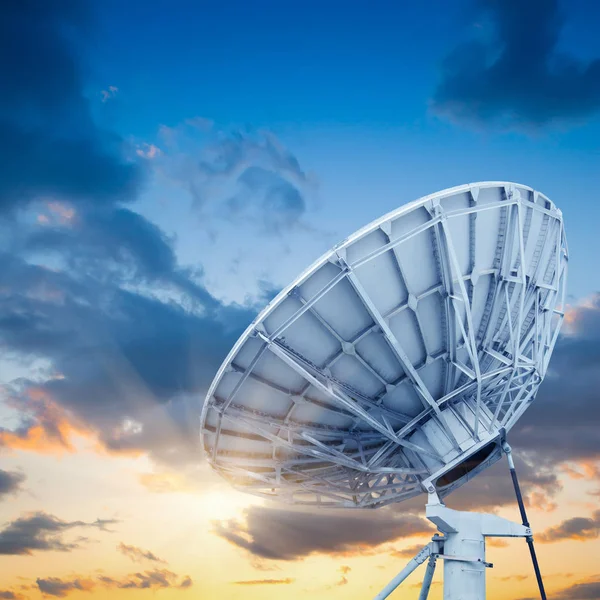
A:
200,182,567,600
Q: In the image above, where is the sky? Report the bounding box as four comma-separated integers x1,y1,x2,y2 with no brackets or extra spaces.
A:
0,0,599,599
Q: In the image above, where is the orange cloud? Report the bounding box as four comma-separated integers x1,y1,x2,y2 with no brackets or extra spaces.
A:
527,491,557,512
563,295,599,334
138,471,191,493
561,461,600,480
0,387,92,455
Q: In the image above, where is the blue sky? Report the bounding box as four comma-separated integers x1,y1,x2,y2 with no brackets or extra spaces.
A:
1,2,600,598
84,0,600,301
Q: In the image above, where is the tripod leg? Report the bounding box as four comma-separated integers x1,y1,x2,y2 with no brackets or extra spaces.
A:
373,544,432,600
417,555,437,600
504,443,547,600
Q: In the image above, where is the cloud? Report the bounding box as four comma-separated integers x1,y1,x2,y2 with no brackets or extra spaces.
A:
0,3,253,471
153,123,318,236
390,543,429,559
233,578,294,586
509,294,600,465
136,144,161,159
0,2,139,214
0,3,245,474
0,386,93,454
101,86,118,103
335,565,351,586
555,579,600,600
436,451,560,513
538,510,600,543
97,569,191,591
432,0,600,130
36,577,94,598
0,469,25,500
213,505,432,561
0,249,255,467
137,471,191,493
519,577,600,600
117,542,167,564
35,568,192,597
0,7,315,479
0,512,118,555
0,591,26,600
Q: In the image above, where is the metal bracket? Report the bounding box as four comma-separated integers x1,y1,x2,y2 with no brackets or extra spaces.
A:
434,553,493,568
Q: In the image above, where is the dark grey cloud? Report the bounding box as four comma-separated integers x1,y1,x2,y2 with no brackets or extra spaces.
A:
538,510,600,543
555,579,600,600
0,0,140,214
0,0,239,468
0,250,254,466
117,542,167,564
0,470,25,500
22,207,218,307
435,451,560,513
509,295,600,465
432,0,600,130
36,577,93,598
36,568,192,597
212,505,432,561
0,591,26,600
0,0,246,472
519,577,600,600
0,512,118,555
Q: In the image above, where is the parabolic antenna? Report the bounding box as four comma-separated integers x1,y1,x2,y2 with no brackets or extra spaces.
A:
201,182,568,600
201,182,567,509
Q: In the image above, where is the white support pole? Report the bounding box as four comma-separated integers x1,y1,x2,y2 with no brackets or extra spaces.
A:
427,498,530,600
373,544,432,600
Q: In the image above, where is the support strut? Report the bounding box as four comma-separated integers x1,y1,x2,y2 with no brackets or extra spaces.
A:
503,442,547,600
417,553,438,600
373,544,434,600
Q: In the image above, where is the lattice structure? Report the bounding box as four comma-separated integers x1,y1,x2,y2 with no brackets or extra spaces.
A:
200,182,568,509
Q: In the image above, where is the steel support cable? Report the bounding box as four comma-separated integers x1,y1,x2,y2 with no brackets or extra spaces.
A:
503,442,547,600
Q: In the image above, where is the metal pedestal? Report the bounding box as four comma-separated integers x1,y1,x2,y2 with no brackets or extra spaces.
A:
374,493,531,600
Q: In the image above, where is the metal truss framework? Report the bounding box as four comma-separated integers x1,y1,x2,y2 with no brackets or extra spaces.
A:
201,183,568,508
